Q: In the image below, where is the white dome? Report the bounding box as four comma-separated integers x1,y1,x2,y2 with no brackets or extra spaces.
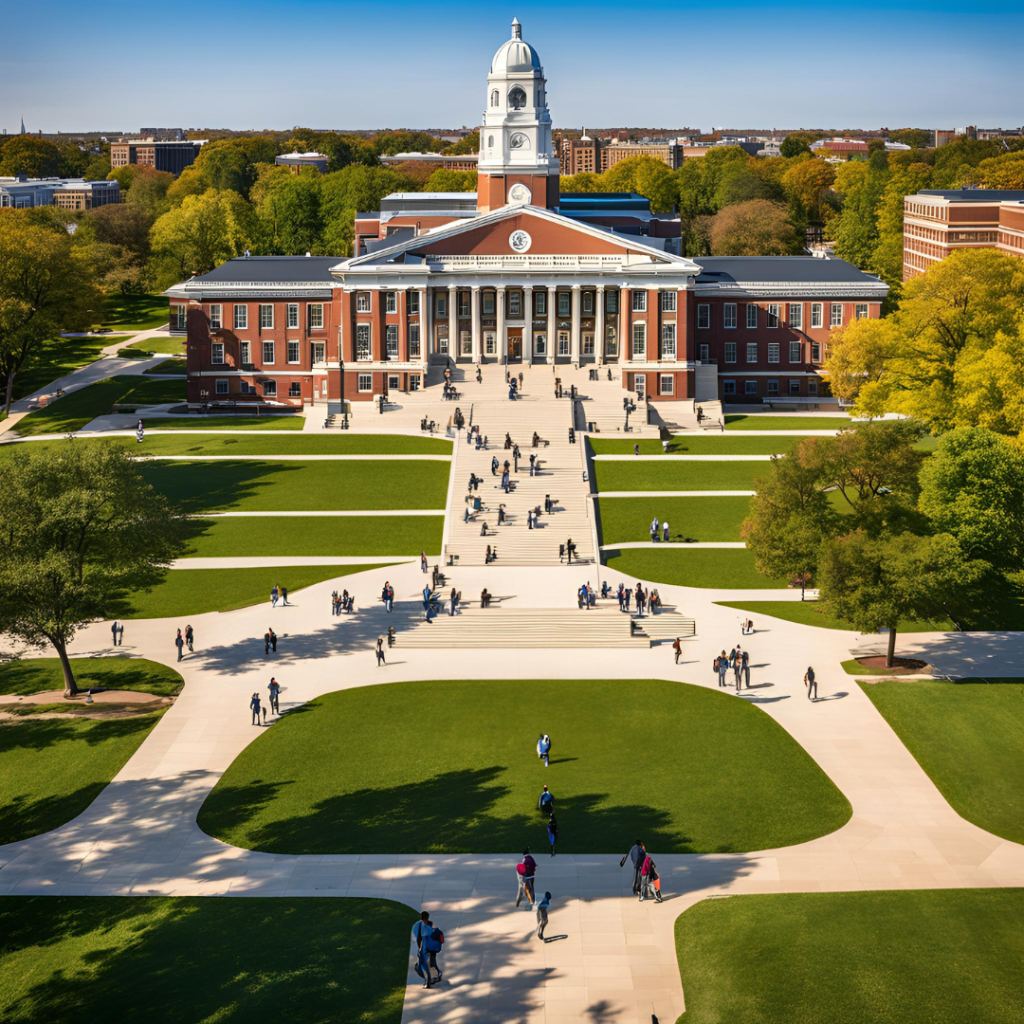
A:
490,18,541,74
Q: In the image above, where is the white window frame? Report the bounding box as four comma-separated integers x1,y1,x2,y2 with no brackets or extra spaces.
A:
768,343,780,364
582,291,593,315
259,304,274,329
534,332,546,355
211,342,225,365
830,302,844,327
287,303,299,329
484,331,497,356
661,323,676,359
436,294,447,317
289,381,302,397
262,340,275,365
606,290,619,314
209,304,222,330
312,342,325,364
722,379,736,396
557,331,570,356
287,340,300,364
240,341,251,365
558,292,571,316
659,373,674,395
811,302,823,329
856,303,869,320
724,342,736,363
746,303,758,329
788,303,803,330
789,341,802,363
631,290,647,313
233,304,247,330
767,304,780,328
698,343,709,362
534,291,546,315
697,303,710,330
744,380,758,395
356,292,371,313
263,378,277,397
746,342,758,364
407,291,419,315
408,325,421,359
355,324,371,361
660,291,677,312
458,292,470,317
386,325,399,360
631,323,646,358
215,378,229,395
357,373,372,392
308,303,324,330
483,292,495,315
724,303,737,329
509,291,522,317
582,332,594,356
385,291,397,314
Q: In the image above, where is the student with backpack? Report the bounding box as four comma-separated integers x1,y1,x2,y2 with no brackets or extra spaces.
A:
537,785,554,815
423,919,444,984
639,853,663,903
536,891,553,940
516,848,537,907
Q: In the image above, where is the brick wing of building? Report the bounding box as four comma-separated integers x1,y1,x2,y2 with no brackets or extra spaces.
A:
170,18,887,410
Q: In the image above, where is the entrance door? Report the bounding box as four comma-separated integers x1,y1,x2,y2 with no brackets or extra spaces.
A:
635,374,647,399
582,332,594,358
508,334,522,361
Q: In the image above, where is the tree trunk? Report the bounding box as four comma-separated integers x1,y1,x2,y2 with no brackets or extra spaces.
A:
886,627,897,668
3,371,14,419
55,641,79,698
800,579,806,601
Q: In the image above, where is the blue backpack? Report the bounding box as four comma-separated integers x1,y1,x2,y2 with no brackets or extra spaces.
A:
424,927,444,952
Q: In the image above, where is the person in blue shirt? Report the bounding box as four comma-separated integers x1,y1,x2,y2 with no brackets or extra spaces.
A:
547,813,558,858
411,911,434,988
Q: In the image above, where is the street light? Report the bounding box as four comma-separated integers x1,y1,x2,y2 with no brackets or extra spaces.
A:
623,396,636,432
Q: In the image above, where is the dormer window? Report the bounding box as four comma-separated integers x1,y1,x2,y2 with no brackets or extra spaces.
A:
508,86,527,110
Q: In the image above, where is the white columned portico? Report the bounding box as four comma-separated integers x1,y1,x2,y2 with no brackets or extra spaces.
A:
421,286,431,359
448,284,458,359
596,285,605,365
497,287,507,362
570,284,581,366
523,284,533,363
471,286,481,364
547,284,556,364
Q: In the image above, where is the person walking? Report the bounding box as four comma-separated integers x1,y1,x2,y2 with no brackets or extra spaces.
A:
185,624,194,653
620,840,645,896
268,677,281,714
672,636,682,664
111,621,121,647
264,629,271,655
376,636,386,666
516,848,538,907
538,785,554,815
491,455,499,476
547,813,559,857
269,628,277,653
412,911,434,988
732,649,743,691
741,648,750,689
423,920,444,985
382,582,392,613
250,692,261,725
716,651,729,687
527,508,534,530
175,629,184,662
270,585,279,608
804,666,817,701
421,550,428,574
566,537,574,565
537,733,551,767
650,517,659,543
662,521,670,543
529,452,536,476
422,584,434,622
640,852,663,903
536,891,552,940
281,586,289,606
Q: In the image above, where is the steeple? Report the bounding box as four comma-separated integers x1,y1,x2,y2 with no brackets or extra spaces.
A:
511,16,521,39
20,116,26,135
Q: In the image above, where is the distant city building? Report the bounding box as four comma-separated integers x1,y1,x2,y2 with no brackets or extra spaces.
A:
0,175,120,210
934,129,957,147
810,138,869,160
558,131,684,174
275,151,329,174
903,189,1024,280
109,138,205,176
379,151,479,172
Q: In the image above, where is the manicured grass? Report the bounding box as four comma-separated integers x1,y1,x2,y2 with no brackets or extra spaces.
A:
593,460,769,493
0,896,410,1024
674,889,1024,1024
724,414,854,431
199,679,850,855
599,496,750,543
184,515,443,557
840,658,913,676
862,679,1024,844
605,548,785,589
10,336,127,401
141,459,449,512
119,564,393,618
123,335,187,356
143,358,187,374
0,712,164,844
590,435,803,455
95,293,170,332
716,600,954,632
0,658,182,698
141,414,306,430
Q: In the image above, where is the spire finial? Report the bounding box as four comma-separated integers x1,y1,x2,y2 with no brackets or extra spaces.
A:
511,16,522,39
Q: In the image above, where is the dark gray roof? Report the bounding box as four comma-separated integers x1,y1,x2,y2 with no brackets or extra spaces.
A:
919,189,1024,202
693,256,884,286
195,256,341,284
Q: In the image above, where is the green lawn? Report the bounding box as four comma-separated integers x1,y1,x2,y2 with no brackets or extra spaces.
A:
841,658,913,676
0,712,164,844
593,460,769,493
95,293,170,332
724,414,854,431
0,896,410,1024
184,515,443,557
862,679,1024,844
599,496,750,543
123,336,187,356
605,548,785,589
674,889,1024,1024
590,436,803,455
141,459,449,512
0,658,182,699
198,679,850,855
10,336,128,401
143,358,187,374
142,414,305,430
716,600,954,632
119,564,394,618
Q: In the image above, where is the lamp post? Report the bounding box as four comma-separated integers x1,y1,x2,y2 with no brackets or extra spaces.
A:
623,396,636,432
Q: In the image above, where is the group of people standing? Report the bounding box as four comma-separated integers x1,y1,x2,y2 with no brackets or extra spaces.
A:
649,517,671,543
173,625,194,661
331,590,354,615
248,678,281,725
714,645,751,691
621,840,663,903
270,584,289,607
615,582,659,616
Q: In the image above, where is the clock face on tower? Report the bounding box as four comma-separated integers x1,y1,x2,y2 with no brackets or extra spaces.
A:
508,229,532,253
509,132,528,149
508,183,532,205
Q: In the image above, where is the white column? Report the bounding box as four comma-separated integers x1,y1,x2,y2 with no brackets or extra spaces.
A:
547,283,557,364
448,284,458,360
596,285,605,365
422,286,432,359
496,287,507,362
523,284,533,363
471,285,481,364
570,284,581,366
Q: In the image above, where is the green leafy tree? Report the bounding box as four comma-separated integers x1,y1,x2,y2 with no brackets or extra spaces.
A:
124,166,175,219
780,135,811,158
560,172,604,193
872,163,933,289
975,151,1024,189
781,157,837,228
256,170,324,254
0,214,97,416
709,199,801,256
888,129,933,149
0,442,182,696
372,131,445,156
195,142,256,196
320,165,415,221
444,133,480,155
603,156,679,212
56,141,90,178
0,136,60,177
424,169,477,192
831,160,888,269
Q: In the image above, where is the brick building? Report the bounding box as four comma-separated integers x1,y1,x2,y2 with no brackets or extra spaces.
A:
110,138,205,176
559,132,683,175
379,152,480,172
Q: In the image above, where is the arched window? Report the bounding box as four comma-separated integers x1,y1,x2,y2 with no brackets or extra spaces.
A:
490,89,499,107
508,86,527,110
488,135,494,149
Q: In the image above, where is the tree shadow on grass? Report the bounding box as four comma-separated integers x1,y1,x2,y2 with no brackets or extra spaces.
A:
139,459,300,514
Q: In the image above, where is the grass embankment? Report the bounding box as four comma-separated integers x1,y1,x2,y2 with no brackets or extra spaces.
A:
123,336,187,357
95,293,170,332
715,600,953,632
198,679,850,855
590,436,801,455
723,414,853,431
140,415,304,430
593,460,769,493
605,549,785,589
143,358,187,374
0,896,411,1024
674,889,1024,1024
599,496,751,544
0,658,182,699
10,337,128,401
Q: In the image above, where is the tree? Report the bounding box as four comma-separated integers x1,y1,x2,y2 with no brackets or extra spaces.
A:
124,166,175,219
780,135,811,158
56,141,90,178
0,136,60,178
781,158,837,227
255,170,324,254
560,172,604,193
888,129,933,150
831,159,888,270
195,142,256,196
818,531,987,666
424,169,477,193
872,163,932,289
709,199,801,256
0,214,97,416
919,428,1024,569
975,151,1024,189
603,156,678,212
444,133,479,156
0,442,182,696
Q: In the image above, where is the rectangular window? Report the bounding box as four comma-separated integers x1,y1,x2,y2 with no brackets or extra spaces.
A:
631,290,647,312
259,304,274,329
768,343,780,364
745,380,758,395
458,292,470,317
811,342,822,362
313,342,325,363
558,292,571,316
240,380,252,395
788,303,803,330
386,325,399,360
534,332,547,355
485,331,496,356
263,379,277,397
767,304,780,328
724,303,737,329
767,379,779,396
535,291,546,315
509,291,521,317
385,291,397,314
632,323,646,357
789,378,801,394
408,325,421,358
407,291,419,315
262,341,275,364
582,291,593,314
356,324,371,361
233,304,247,330
789,341,802,363
809,379,819,395
724,342,736,363
661,323,676,358
483,292,495,315
723,379,736,396
240,341,251,365
176,305,189,330
697,303,710,329
582,332,594,355
660,291,677,312
215,378,229,395
287,303,299,329
356,292,371,313
209,304,222,329
659,374,674,394
811,302,823,328
746,303,758,329
830,302,843,327
289,381,302,397
308,304,324,330
557,331,570,356
856,303,869,320
287,340,299,364
746,342,758,364
211,342,224,365
460,330,472,356
357,373,372,392
605,290,619,314
436,294,447,316
437,327,448,354
699,344,710,362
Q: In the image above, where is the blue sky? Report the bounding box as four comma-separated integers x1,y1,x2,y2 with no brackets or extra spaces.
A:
3,0,1023,134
